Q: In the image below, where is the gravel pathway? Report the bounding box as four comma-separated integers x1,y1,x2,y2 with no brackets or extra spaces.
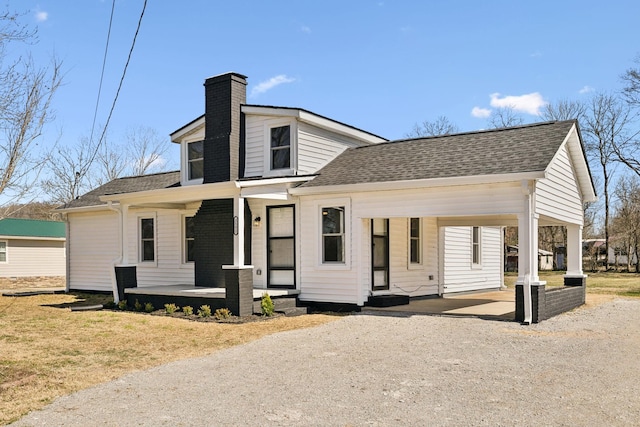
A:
12,299,640,426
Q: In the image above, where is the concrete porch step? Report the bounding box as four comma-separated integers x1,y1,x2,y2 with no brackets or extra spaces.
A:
366,294,410,307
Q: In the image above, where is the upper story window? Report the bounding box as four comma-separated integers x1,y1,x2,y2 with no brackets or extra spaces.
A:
270,125,290,170
0,241,6,263
188,141,204,180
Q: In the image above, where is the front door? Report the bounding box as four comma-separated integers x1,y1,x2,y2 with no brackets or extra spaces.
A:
371,218,389,291
267,205,295,289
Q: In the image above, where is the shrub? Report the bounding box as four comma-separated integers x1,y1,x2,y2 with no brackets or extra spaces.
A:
214,307,231,320
182,305,193,316
117,300,128,310
164,303,179,314
144,302,154,313
261,292,274,317
134,299,143,312
197,305,212,318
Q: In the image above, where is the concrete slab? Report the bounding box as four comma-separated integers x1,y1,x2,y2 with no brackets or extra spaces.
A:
364,289,515,320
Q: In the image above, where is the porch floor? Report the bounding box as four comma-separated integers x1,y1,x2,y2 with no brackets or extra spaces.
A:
364,289,515,320
125,285,299,300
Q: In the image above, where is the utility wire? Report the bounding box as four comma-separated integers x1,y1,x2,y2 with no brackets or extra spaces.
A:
88,0,116,147
82,0,148,177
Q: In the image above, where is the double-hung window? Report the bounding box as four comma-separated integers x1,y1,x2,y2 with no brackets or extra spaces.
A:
322,207,344,263
184,216,195,263
409,218,421,265
140,217,155,262
0,241,6,263
187,140,204,180
270,125,290,170
472,226,481,266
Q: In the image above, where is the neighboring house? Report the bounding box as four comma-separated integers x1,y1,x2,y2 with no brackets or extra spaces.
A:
57,72,596,323
0,218,66,277
505,245,554,272
583,239,639,270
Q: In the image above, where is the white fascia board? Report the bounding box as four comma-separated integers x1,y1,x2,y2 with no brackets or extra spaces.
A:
100,181,238,204
170,116,205,143
55,204,112,214
289,171,545,196
236,176,313,188
242,105,387,145
0,235,66,242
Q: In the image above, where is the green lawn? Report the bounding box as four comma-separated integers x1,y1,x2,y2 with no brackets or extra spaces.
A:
504,271,640,297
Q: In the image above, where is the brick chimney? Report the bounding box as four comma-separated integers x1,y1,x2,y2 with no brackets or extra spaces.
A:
203,72,247,183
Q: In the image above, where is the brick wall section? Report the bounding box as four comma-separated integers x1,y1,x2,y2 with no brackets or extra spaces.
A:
194,199,234,287
203,73,247,183
224,267,254,317
516,281,586,323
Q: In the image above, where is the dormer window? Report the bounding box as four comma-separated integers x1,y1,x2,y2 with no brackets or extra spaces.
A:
188,141,204,180
270,125,290,170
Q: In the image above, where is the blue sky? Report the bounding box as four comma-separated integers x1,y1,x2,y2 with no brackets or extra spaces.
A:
25,0,640,170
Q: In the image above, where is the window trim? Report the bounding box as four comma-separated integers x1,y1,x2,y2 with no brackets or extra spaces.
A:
263,118,296,177
0,240,7,264
316,198,351,270
471,226,482,268
182,215,195,265
138,214,157,266
408,217,423,269
181,139,204,186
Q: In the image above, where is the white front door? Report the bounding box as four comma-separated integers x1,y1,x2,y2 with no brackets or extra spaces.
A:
267,205,295,289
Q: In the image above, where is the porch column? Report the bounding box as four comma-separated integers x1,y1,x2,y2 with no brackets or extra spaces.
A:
233,195,245,266
565,224,586,285
516,181,541,324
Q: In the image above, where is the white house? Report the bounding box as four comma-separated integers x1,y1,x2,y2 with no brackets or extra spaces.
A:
0,218,66,278
58,72,596,324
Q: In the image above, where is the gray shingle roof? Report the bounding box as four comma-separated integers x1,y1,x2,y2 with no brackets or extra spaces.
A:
301,120,577,188
59,171,180,209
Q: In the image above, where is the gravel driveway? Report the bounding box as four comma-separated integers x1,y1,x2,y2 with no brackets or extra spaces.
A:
12,299,640,426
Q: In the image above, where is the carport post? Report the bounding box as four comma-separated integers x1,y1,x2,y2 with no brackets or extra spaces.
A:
517,181,540,324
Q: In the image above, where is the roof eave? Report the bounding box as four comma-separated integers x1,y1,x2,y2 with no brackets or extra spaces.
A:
289,171,546,196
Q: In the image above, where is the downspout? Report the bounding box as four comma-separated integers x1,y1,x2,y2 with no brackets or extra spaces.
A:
107,201,123,303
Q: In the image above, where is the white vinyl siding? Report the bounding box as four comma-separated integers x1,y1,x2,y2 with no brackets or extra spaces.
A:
442,226,502,294
68,210,119,292
536,144,584,224
127,209,195,288
0,239,65,277
244,115,368,178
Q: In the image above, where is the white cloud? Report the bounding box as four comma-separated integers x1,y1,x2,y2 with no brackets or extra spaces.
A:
579,85,594,94
530,51,542,58
300,25,311,34
489,92,547,116
471,107,492,118
34,9,48,22
250,75,295,98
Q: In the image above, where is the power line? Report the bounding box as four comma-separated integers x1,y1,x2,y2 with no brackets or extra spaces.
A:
88,0,116,147
82,0,148,178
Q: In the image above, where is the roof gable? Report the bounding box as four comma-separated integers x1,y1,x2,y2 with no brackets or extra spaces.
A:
0,218,65,238
300,120,579,188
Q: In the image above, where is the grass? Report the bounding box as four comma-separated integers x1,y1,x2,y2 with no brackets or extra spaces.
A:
0,292,336,425
504,270,640,296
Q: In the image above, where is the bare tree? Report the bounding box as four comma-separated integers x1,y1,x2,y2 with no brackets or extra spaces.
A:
541,99,587,123
406,116,459,137
621,54,640,107
487,107,524,129
581,93,635,269
0,10,62,207
612,175,640,272
126,126,169,175
42,137,97,204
